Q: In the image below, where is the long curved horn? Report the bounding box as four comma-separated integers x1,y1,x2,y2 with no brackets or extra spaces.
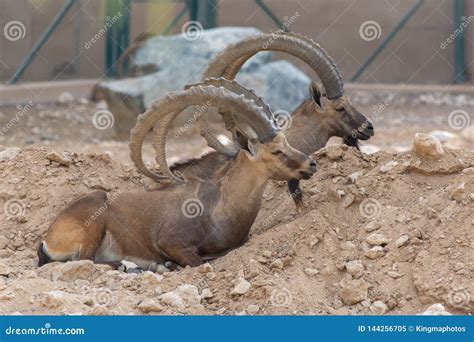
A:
198,33,344,155
204,32,344,99
129,85,277,182
184,78,275,155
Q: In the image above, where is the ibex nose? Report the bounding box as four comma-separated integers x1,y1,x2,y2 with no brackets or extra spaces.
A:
309,160,317,169
366,121,374,132
308,159,317,174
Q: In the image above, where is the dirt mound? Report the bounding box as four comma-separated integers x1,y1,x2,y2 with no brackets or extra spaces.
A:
0,144,472,315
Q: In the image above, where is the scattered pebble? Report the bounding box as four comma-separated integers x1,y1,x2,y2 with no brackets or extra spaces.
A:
230,278,251,295
413,133,445,160
339,279,369,305
304,268,319,277
366,233,389,246
365,246,385,259
138,299,163,313
395,234,410,248
345,260,364,279
370,300,388,314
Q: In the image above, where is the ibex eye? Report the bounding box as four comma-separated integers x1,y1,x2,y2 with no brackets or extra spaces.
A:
336,107,345,112
272,150,283,155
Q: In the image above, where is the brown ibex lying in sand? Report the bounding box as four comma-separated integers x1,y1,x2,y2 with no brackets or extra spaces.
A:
130,32,374,205
39,83,316,268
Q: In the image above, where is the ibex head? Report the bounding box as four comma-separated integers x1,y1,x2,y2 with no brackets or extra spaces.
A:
309,82,374,142
240,131,317,181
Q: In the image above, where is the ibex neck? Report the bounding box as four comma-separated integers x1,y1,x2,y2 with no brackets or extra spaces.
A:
285,100,333,155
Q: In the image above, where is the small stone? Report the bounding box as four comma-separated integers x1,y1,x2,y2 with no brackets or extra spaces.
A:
395,234,410,248
175,284,201,306
270,259,284,269
387,270,405,279
339,279,369,305
206,272,217,280
247,304,260,314
419,303,452,316
379,161,398,173
345,260,364,278
370,300,388,314
366,233,389,246
201,288,213,299
412,133,445,160
140,271,163,285
0,147,21,162
365,222,380,233
342,193,356,208
138,299,163,313
58,91,74,104
348,171,363,183
0,262,11,276
160,292,185,308
197,263,213,274
449,182,466,202
90,305,109,315
248,259,260,278
41,291,66,308
262,250,272,258
340,241,356,251
230,278,251,295
304,268,319,276
365,246,385,259
45,151,72,166
155,264,170,274
154,286,162,295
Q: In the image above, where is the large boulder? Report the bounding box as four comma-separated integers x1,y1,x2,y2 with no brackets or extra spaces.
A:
93,27,310,137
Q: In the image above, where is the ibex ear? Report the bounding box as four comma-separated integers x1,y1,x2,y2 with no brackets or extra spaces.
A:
309,82,322,109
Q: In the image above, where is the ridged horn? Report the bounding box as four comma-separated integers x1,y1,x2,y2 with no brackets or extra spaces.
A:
129,85,277,181
184,77,275,155
204,32,344,99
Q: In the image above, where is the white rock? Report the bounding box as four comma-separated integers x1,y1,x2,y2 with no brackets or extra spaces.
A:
379,161,398,173
304,268,319,276
201,288,213,299
348,171,363,183
41,291,66,308
58,91,74,104
197,263,213,274
345,260,364,278
160,292,185,308
412,133,445,160
340,241,356,251
175,284,201,306
138,299,163,313
395,234,410,248
339,279,369,305
140,271,163,285
0,147,21,162
231,278,251,295
365,246,385,259
418,303,452,316
247,304,260,314
366,233,389,246
370,300,388,314
45,151,72,166
360,144,380,154
461,125,474,142
0,262,11,276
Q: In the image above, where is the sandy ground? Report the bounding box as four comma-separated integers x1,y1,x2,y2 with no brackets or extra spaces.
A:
0,89,473,315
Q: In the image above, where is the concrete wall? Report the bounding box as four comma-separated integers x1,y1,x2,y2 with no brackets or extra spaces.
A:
0,0,472,84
